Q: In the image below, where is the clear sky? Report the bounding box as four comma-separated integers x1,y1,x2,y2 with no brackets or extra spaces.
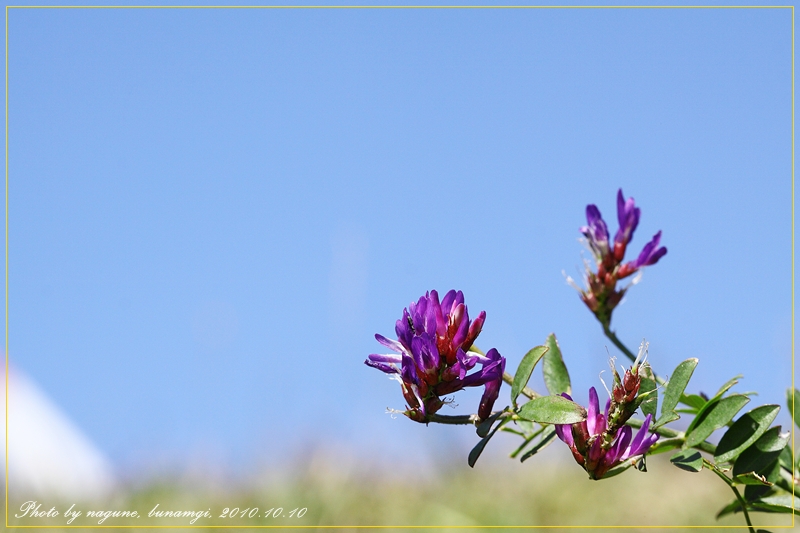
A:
6,4,794,474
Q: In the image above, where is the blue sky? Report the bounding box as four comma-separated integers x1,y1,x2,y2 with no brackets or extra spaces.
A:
6,5,794,473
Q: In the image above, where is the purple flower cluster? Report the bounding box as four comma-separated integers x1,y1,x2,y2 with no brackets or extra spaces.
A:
555,387,659,480
576,189,667,326
365,290,505,422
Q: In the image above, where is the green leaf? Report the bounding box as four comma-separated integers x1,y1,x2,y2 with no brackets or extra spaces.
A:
661,359,698,417
716,499,742,519
468,419,503,468
680,393,707,412
515,419,534,436
732,426,790,477
517,395,587,425
787,388,800,430
715,404,781,463
712,374,742,401
602,461,635,479
511,345,548,407
778,444,794,472
519,426,557,462
731,471,773,486
639,365,658,419
685,394,750,448
476,411,506,438
670,449,703,472
543,333,571,396
653,411,681,429
744,460,780,502
750,494,800,515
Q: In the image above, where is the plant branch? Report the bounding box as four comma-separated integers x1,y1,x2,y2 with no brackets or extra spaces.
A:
427,413,481,425
626,418,716,454
704,459,755,533
509,425,548,459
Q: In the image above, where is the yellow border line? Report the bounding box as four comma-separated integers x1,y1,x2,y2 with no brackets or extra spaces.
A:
789,6,797,527
2,3,795,529
1,4,797,7
5,4,8,530
1,524,794,529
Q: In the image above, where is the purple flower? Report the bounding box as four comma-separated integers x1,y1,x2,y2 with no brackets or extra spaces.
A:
555,386,659,479
613,189,641,261
618,230,667,277
366,290,504,422
570,189,667,326
580,205,611,261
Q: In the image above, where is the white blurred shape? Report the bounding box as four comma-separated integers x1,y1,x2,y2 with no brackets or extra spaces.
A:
2,365,115,500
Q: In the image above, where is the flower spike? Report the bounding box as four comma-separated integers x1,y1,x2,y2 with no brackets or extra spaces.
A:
365,290,505,423
572,189,667,326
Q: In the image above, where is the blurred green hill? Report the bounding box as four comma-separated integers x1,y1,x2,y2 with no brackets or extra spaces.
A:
5,449,794,531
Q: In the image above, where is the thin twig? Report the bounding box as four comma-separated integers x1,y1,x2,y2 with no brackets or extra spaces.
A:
704,459,756,533
426,413,480,425
626,418,716,454
509,425,548,459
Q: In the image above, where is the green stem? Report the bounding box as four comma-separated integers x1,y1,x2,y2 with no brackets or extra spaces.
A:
602,324,666,386
427,413,481,425
626,418,716,454
502,371,541,399
647,436,683,454
509,425,548,459
704,459,755,533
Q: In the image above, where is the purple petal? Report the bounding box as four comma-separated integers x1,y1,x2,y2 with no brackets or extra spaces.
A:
367,353,402,364
454,290,465,308
586,204,603,228
430,290,446,337
375,333,405,354
614,189,641,246
441,290,457,315
464,310,485,350
411,334,439,374
582,205,610,257
364,358,400,374
628,413,655,456
478,377,502,420
587,387,600,436
400,353,419,385
616,189,627,228
452,305,469,348
477,349,506,420
587,437,604,464
555,424,574,447
608,425,633,464
395,310,413,349
424,297,439,336
411,297,426,333
461,348,505,388
630,232,667,270
456,348,478,373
